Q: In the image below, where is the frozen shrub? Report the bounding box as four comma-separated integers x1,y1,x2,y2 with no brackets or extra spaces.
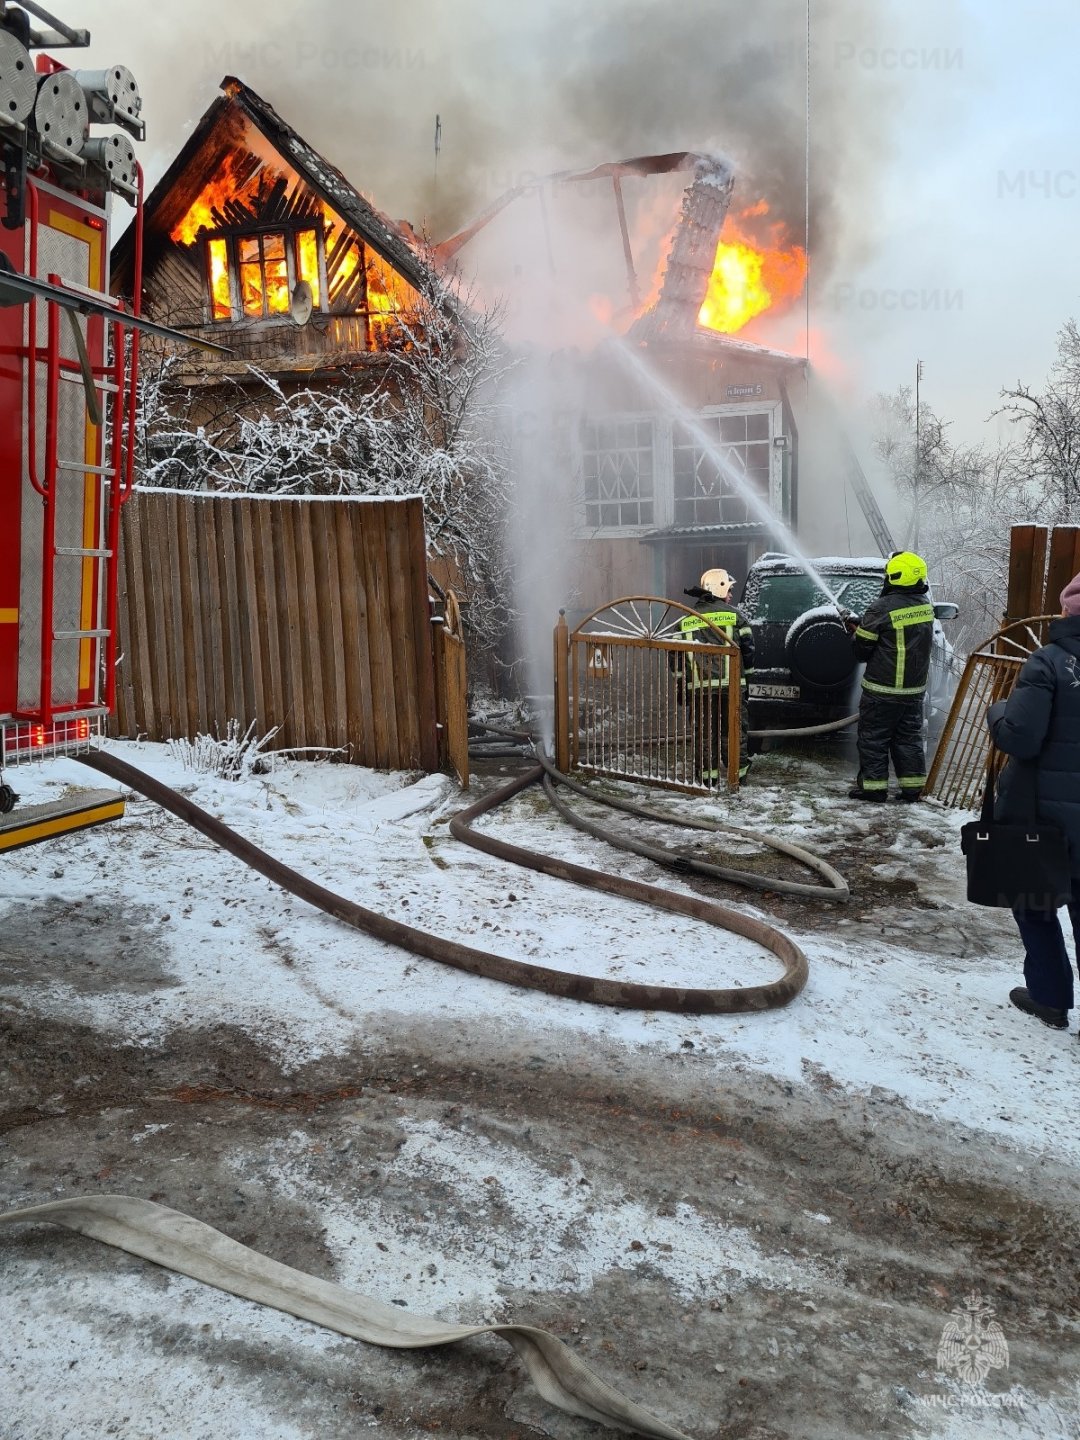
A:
167,719,279,782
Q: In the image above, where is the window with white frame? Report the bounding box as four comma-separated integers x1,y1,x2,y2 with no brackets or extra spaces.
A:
581,418,655,529
672,411,771,526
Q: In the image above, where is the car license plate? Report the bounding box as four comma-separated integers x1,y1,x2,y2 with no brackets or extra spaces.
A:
749,683,801,699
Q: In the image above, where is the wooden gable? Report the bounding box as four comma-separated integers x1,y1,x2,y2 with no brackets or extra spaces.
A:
113,78,430,375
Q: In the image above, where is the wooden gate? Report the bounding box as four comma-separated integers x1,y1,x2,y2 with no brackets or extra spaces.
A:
433,590,469,788
554,597,742,793
928,522,1080,808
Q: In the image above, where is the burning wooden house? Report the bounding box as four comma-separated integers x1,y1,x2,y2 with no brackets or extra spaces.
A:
438,151,887,618
115,77,888,651
111,76,434,378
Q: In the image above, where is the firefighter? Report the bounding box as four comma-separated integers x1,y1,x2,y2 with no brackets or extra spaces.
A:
677,568,755,785
845,550,935,802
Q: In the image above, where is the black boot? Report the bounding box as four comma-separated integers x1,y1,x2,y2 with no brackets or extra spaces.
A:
1009,986,1069,1030
848,786,886,803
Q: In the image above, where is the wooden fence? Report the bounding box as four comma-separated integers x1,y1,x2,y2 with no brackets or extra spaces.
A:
1005,523,1080,624
113,489,440,772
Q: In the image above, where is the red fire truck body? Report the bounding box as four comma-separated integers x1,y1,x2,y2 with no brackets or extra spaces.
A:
0,3,165,841
0,5,150,803
0,179,121,762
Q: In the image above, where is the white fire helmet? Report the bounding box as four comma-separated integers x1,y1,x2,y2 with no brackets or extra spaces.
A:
700,567,735,600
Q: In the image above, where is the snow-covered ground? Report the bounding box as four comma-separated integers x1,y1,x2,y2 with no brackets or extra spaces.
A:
2,739,1078,1439
0,740,1072,1157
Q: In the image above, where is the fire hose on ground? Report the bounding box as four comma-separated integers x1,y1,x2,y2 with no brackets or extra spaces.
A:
466,725,848,903
75,748,810,1014
0,1194,693,1440
531,749,847,902
749,712,858,738
0,746,843,1438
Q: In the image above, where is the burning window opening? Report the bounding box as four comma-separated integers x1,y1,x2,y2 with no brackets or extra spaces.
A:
202,225,323,323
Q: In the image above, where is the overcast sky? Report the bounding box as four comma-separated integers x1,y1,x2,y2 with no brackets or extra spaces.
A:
69,0,1080,444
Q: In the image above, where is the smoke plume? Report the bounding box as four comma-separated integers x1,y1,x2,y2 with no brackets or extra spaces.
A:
76,0,914,288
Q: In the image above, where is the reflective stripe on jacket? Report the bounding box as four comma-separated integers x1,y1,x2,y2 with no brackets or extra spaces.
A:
852,588,934,696
678,604,755,689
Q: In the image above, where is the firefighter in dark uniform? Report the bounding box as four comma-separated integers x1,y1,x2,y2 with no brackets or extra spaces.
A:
846,550,935,802
677,568,755,785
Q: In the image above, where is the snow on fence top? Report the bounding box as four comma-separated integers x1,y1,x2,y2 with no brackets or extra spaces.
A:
131,485,424,505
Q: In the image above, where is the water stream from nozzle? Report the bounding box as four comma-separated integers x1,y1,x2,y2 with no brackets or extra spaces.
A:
608,336,853,616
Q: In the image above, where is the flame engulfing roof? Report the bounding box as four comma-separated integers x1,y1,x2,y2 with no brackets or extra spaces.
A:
627,154,735,343
435,149,807,359
112,76,432,298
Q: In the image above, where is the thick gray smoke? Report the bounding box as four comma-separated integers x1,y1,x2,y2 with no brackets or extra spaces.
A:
74,0,913,285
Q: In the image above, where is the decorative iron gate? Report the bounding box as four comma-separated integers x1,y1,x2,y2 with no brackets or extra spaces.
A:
926,616,1052,809
554,597,742,793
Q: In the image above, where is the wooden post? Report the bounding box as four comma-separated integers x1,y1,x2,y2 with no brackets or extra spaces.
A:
726,648,742,789
1044,525,1080,615
1005,525,1048,625
553,611,570,773
431,596,448,771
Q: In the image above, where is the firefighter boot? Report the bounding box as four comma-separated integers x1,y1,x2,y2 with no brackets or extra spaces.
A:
848,784,887,803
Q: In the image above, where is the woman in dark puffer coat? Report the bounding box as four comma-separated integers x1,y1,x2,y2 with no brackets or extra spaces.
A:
987,571,1080,1031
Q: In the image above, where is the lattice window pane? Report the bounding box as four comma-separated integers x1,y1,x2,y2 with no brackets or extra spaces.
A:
581,419,656,528
672,411,772,525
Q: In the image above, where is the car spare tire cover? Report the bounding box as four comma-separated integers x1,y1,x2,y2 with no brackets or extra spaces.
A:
785,612,856,689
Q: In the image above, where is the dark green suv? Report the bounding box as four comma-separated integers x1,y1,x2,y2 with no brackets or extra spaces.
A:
740,554,959,736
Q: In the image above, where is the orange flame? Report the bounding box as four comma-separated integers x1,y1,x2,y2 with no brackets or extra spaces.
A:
171,148,256,247
206,236,230,320
296,227,321,307
697,203,807,335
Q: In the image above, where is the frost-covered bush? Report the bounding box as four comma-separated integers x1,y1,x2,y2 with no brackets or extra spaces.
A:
166,719,279,782
135,271,518,668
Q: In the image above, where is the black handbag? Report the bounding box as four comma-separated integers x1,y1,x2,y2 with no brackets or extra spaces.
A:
961,760,1072,910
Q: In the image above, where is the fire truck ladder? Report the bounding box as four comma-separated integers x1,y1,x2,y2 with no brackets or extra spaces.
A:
15,178,133,746
809,376,897,558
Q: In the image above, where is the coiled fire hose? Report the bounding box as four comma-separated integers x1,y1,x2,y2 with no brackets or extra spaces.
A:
77,749,808,1013
0,1195,693,1440
532,750,848,902
15,749,815,1439
7,749,833,1437
466,726,848,902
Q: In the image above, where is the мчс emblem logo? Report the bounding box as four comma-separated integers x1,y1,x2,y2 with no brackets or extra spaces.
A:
936,1291,1009,1385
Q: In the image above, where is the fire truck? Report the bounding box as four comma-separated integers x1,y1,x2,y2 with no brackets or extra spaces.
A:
0,2,214,848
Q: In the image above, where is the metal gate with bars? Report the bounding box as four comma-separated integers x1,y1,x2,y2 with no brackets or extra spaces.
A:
554,597,743,793
926,616,1052,808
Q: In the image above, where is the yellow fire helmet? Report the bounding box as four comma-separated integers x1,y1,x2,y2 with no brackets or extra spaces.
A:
700,567,735,599
885,551,928,587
